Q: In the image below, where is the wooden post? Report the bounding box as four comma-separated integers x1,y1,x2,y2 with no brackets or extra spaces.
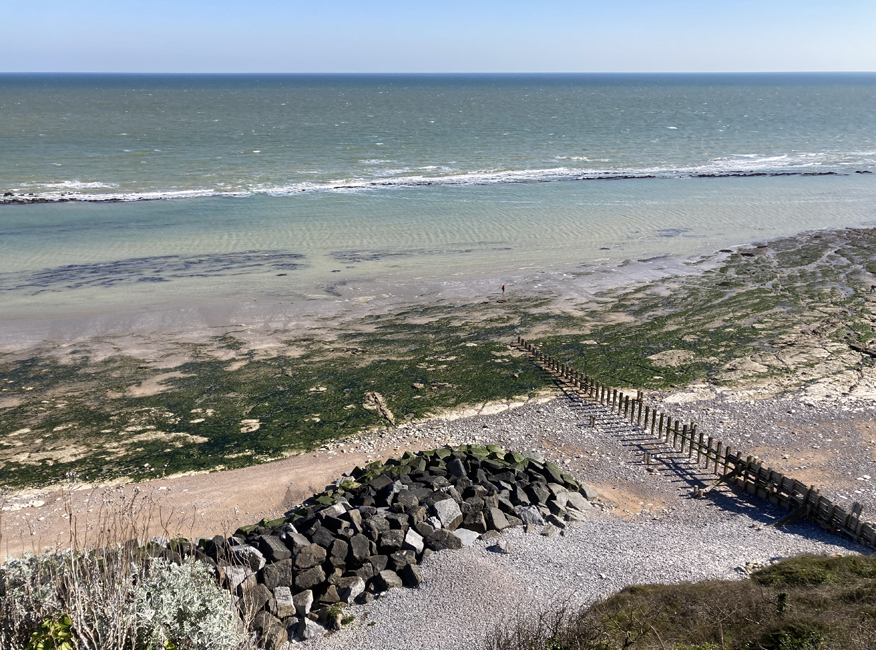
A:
673,421,680,448
658,413,664,439
651,409,657,435
681,424,688,455
696,430,704,463
623,395,630,418
611,389,617,410
643,405,650,430
714,441,723,474
704,436,713,468
637,401,643,427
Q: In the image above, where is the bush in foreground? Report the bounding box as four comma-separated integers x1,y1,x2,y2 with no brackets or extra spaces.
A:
485,554,876,650
0,549,251,650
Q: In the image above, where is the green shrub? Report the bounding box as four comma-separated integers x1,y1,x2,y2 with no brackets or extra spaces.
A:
22,614,74,650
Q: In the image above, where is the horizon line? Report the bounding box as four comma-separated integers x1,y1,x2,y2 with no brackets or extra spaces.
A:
2,70,876,75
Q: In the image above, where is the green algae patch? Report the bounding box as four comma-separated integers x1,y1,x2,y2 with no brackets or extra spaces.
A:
5,227,876,491
0,308,548,490
530,228,876,390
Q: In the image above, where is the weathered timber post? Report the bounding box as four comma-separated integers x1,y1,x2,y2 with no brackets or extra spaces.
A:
714,441,723,474
643,405,650,430
689,424,697,458
681,424,688,454
673,421,680,448
651,410,657,435
637,401,643,427
589,415,596,427
623,395,630,418
696,430,704,463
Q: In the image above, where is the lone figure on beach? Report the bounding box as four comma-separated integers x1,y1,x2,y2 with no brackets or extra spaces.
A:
502,284,505,296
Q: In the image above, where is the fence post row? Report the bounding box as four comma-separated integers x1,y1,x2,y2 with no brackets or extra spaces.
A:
512,336,871,549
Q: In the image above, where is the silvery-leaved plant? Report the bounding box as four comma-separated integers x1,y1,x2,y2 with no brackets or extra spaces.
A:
135,557,246,650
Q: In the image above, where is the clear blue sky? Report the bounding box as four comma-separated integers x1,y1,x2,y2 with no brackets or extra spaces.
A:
3,0,875,73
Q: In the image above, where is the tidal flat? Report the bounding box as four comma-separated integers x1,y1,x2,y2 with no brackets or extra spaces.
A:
3,227,876,494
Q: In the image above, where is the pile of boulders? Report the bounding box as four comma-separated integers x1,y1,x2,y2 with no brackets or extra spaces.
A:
198,445,598,648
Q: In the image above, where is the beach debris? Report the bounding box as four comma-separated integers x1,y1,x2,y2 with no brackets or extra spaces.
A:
363,391,394,423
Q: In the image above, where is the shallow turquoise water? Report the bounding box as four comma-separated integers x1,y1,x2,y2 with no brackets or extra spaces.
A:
1,74,875,323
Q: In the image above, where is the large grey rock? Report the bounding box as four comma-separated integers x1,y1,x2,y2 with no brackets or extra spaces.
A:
259,559,293,590
486,507,510,531
425,528,463,551
294,544,326,571
580,482,599,500
329,539,349,567
337,576,366,603
394,490,420,509
346,508,364,533
447,457,466,477
389,480,408,494
426,515,443,530
319,584,340,604
310,526,338,549
349,533,371,564
284,531,311,553
252,610,280,634
233,544,266,571
364,515,391,540
516,505,546,526
452,528,480,547
274,586,296,618
320,503,346,519
298,617,327,641
239,582,272,616
526,482,551,505
403,527,424,553
292,589,313,617
564,491,592,512
547,482,568,498
263,623,287,650
222,565,253,591
401,563,422,587
379,528,405,553
389,549,416,571
375,569,403,591
462,511,487,533
295,565,326,591
257,535,292,562
433,499,463,530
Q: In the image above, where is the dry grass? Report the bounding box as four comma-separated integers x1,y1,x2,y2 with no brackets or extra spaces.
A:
0,477,256,650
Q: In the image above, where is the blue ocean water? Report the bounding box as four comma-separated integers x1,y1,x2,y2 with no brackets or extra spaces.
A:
2,73,876,200
1,74,875,325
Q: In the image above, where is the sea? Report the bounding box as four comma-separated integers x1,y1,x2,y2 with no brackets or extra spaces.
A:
1,73,876,336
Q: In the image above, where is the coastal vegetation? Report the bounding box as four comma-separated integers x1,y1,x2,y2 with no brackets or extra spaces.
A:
486,554,876,650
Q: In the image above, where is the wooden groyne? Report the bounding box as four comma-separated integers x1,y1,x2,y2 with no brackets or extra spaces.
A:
514,336,876,550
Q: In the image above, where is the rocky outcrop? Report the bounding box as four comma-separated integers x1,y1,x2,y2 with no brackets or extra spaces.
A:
161,445,596,646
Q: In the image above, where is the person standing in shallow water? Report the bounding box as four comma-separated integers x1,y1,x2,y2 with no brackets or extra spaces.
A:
502,285,505,296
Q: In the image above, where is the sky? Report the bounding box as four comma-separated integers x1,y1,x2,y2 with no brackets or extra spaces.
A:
2,0,875,73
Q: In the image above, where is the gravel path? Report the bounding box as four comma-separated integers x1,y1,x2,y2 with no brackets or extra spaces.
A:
300,390,870,650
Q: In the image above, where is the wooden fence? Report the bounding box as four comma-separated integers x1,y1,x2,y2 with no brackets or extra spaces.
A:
514,336,876,550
